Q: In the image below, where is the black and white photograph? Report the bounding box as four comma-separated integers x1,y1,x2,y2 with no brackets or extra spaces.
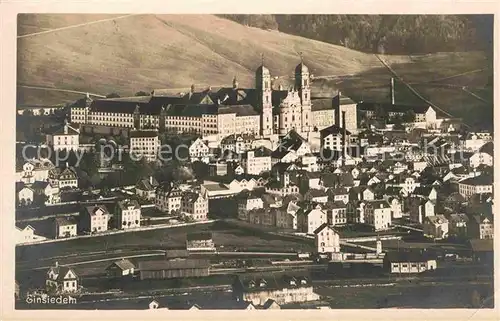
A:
5,3,496,315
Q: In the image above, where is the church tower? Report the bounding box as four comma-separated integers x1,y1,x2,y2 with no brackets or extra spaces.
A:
295,55,311,134
256,54,273,137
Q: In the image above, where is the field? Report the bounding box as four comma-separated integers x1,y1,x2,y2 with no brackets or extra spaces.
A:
16,221,314,265
17,14,493,129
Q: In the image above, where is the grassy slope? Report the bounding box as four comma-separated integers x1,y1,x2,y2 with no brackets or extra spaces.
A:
17,14,492,128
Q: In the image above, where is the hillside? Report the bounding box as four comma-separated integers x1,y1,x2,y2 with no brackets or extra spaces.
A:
17,14,492,128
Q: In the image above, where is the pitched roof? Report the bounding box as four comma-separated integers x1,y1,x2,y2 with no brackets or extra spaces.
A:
320,124,351,137
384,250,436,262
138,259,210,271
233,274,311,293
135,176,160,191
55,216,77,226
425,215,448,224
460,175,493,186
130,130,159,138
313,223,334,235
48,123,79,136
311,98,334,111
85,205,110,216
109,259,136,271
478,141,493,156
117,199,141,210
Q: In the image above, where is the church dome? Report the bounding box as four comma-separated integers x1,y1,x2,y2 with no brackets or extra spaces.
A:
295,62,309,74
256,64,270,76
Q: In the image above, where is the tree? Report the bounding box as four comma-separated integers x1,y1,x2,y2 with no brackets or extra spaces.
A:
106,93,120,98
135,91,149,96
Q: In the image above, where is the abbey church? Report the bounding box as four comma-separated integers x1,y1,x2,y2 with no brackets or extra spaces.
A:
70,59,357,139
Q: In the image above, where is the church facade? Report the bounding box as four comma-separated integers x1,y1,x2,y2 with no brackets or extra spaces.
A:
70,61,354,139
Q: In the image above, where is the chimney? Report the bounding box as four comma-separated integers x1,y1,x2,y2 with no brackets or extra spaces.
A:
55,261,59,267
342,111,347,166
390,77,395,105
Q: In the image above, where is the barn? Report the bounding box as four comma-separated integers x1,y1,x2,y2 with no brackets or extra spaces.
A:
138,259,210,280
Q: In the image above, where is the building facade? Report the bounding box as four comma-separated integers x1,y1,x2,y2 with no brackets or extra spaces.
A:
116,199,141,229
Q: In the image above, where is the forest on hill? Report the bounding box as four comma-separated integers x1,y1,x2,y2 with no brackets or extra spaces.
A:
218,14,493,55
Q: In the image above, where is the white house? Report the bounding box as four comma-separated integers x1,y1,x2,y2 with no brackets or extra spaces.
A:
55,216,78,238
16,158,54,184
16,184,34,206
242,147,272,175
364,200,392,231
314,223,340,255
298,206,327,235
48,167,78,190
46,262,79,293
458,175,493,199
129,130,160,162
115,199,141,230
16,224,46,244
45,122,80,151
423,215,449,240
188,138,210,161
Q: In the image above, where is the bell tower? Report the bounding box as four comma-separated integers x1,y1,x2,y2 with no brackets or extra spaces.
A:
295,53,311,133
256,54,273,137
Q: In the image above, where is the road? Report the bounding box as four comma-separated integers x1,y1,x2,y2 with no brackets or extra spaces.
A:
18,15,140,39
17,85,106,98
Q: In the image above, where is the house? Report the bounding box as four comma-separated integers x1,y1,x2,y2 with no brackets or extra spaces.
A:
181,191,209,221
265,174,300,197
346,200,366,224
304,189,328,204
327,187,349,204
16,158,54,184
138,259,210,280
81,204,110,234
468,215,494,240
55,216,78,238
314,223,340,255
186,232,216,252
31,181,60,205
238,195,264,220
46,262,79,293
45,121,80,151
248,208,277,227
189,138,210,160
135,176,159,201
220,133,254,154
469,143,493,168
297,205,327,234
209,160,229,177
383,251,437,274
275,201,300,230
115,199,141,230
448,213,469,238
299,153,319,172
362,187,376,201
262,299,281,310
458,175,493,199
129,129,160,162
423,215,449,240
320,125,351,151
48,167,78,190
155,184,183,214
384,196,403,219
325,201,347,225
409,198,435,224
16,224,46,244
363,200,392,231
412,185,438,201
16,183,34,207
242,147,272,175
232,275,319,306
106,259,136,277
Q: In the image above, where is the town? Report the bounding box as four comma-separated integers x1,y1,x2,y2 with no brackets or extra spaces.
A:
15,59,494,310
